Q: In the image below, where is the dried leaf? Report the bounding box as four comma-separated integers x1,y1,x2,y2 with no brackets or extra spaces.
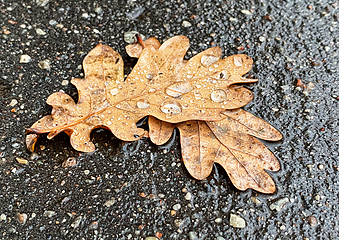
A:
125,36,282,193
27,36,255,152
26,35,283,193
177,121,280,193
148,116,175,145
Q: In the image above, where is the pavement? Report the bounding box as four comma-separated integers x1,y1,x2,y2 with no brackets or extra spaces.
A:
0,0,338,239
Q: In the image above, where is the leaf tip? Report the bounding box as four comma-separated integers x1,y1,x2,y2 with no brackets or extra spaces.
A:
26,133,38,152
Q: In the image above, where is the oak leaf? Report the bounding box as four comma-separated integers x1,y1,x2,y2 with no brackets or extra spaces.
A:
26,35,283,194
127,36,282,193
26,36,256,152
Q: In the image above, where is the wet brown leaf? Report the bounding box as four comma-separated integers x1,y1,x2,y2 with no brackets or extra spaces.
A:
127,36,282,193
27,36,255,152
26,35,282,193
177,120,280,193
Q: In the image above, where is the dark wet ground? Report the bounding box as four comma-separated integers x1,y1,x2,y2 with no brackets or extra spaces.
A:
0,0,338,239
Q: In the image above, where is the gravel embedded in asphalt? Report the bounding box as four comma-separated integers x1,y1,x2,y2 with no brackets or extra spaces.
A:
0,0,338,239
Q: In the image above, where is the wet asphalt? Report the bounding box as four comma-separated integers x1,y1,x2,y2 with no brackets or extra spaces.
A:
0,0,338,239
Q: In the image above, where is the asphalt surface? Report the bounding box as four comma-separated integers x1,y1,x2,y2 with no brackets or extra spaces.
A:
0,0,339,239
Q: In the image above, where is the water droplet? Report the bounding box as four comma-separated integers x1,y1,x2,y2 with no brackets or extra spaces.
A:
211,89,227,102
166,82,193,97
146,74,153,80
201,54,219,67
110,88,119,96
219,70,230,80
234,56,243,66
161,101,182,115
136,99,150,109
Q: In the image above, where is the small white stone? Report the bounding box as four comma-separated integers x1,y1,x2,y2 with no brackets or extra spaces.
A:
241,9,252,15
71,216,82,229
259,36,266,42
95,7,102,13
38,59,51,70
84,170,90,175
36,28,46,35
173,203,181,211
270,198,289,211
104,198,116,207
230,214,246,228
9,99,18,107
61,80,69,86
182,20,192,27
324,46,330,52
82,13,89,18
185,192,192,201
0,214,6,221
20,54,31,63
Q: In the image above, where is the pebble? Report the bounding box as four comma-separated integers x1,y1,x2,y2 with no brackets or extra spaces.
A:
82,13,89,19
17,213,28,224
173,203,181,211
84,170,90,175
241,9,252,15
307,216,317,226
9,99,18,107
0,214,7,221
95,7,102,14
36,28,46,35
30,213,36,220
174,219,183,227
251,196,261,204
145,237,158,240
104,197,116,207
124,31,145,44
49,20,57,26
229,17,237,21
36,0,49,7
318,164,324,170
188,231,198,240
89,221,99,230
229,214,246,228
16,157,28,164
324,46,330,52
43,210,56,218
216,237,225,240
182,20,192,27
259,36,266,42
215,217,222,223
71,216,82,228
20,54,32,63
185,192,192,200
270,198,289,211
38,60,51,70
12,143,20,148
